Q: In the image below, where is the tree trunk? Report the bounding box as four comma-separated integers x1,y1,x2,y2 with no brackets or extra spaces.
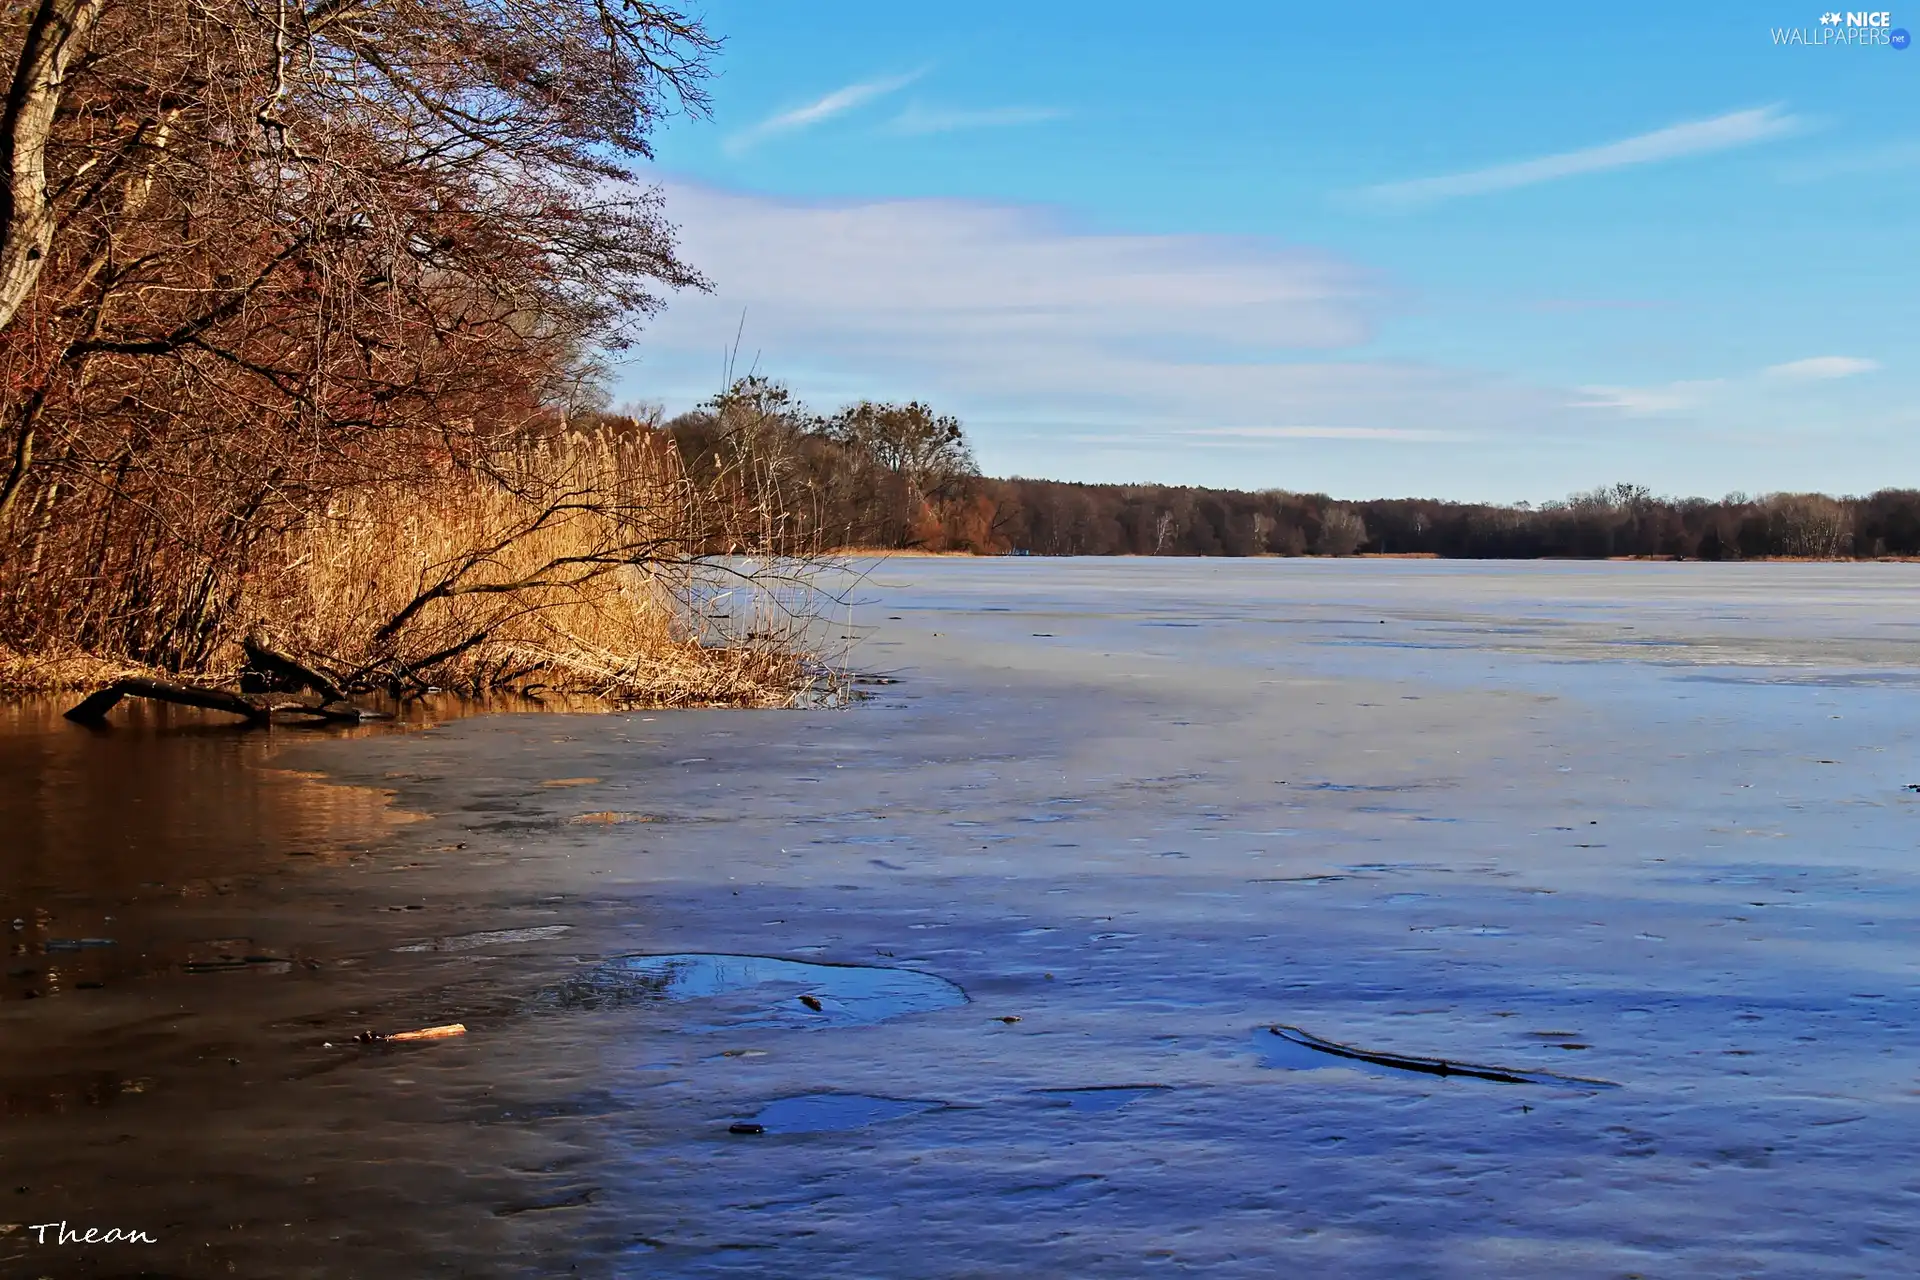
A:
64,677,270,724
0,408,34,524
63,676,385,725
0,0,108,333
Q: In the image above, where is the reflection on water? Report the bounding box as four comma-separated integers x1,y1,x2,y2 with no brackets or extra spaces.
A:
1,697,409,891
0,697,449,1000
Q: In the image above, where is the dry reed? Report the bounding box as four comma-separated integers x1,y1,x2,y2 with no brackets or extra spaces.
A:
0,427,830,706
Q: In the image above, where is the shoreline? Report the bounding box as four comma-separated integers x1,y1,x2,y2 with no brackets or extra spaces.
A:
0,641,821,702
840,546,1920,563
15,553,1920,699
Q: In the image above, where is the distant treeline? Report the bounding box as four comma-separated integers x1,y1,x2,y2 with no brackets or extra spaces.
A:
637,383,1920,561
960,481,1920,560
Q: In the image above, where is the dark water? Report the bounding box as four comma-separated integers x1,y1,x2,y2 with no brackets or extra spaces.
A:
0,698,410,1001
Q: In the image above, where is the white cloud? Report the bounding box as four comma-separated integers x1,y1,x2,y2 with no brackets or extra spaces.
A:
1575,357,1881,419
624,182,1580,460
1575,380,1725,416
1361,105,1803,208
725,71,924,153
886,105,1067,136
656,182,1375,352
1764,355,1879,380
1183,426,1465,442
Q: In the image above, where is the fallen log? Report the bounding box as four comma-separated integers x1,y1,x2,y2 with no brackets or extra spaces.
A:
63,678,388,726
64,678,269,725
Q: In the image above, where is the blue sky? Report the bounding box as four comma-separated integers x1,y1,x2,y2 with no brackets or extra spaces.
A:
621,1,1917,501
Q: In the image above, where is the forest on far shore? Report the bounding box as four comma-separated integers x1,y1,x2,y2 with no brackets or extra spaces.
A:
957,479,1920,560
645,380,1920,562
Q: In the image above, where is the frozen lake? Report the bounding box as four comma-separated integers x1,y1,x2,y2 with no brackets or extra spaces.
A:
6,558,1920,1276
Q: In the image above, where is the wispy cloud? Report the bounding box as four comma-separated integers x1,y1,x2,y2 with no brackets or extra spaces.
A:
725,71,924,153
1578,355,1880,417
653,183,1378,352
1765,355,1879,380
1360,105,1803,208
625,183,1581,481
1575,380,1725,416
1528,298,1672,314
886,105,1067,136
1067,433,1152,446
1182,426,1463,442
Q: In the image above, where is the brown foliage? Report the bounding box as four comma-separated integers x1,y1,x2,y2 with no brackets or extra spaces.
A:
666,379,989,554
0,0,827,702
1,422,816,703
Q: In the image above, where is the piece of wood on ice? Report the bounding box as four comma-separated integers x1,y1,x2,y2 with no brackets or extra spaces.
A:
385,1023,467,1042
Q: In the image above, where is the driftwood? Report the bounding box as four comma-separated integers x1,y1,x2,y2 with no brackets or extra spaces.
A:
63,677,384,726
65,677,268,725
324,1022,467,1048
242,633,347,702
385,1022,466,1042
62,634,401,726
1266,1025,1617,1088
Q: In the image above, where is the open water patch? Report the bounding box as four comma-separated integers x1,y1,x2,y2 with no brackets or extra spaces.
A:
728,1092,945,1135
545,953,967,1029
1259,1024,1617,1088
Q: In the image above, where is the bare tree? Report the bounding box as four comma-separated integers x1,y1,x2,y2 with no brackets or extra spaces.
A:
0,0,727,682
1314,506,1367,556
1759,493,1852,558
819,400,978,548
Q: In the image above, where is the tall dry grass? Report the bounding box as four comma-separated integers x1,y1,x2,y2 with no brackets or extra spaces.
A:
0,425,829,706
